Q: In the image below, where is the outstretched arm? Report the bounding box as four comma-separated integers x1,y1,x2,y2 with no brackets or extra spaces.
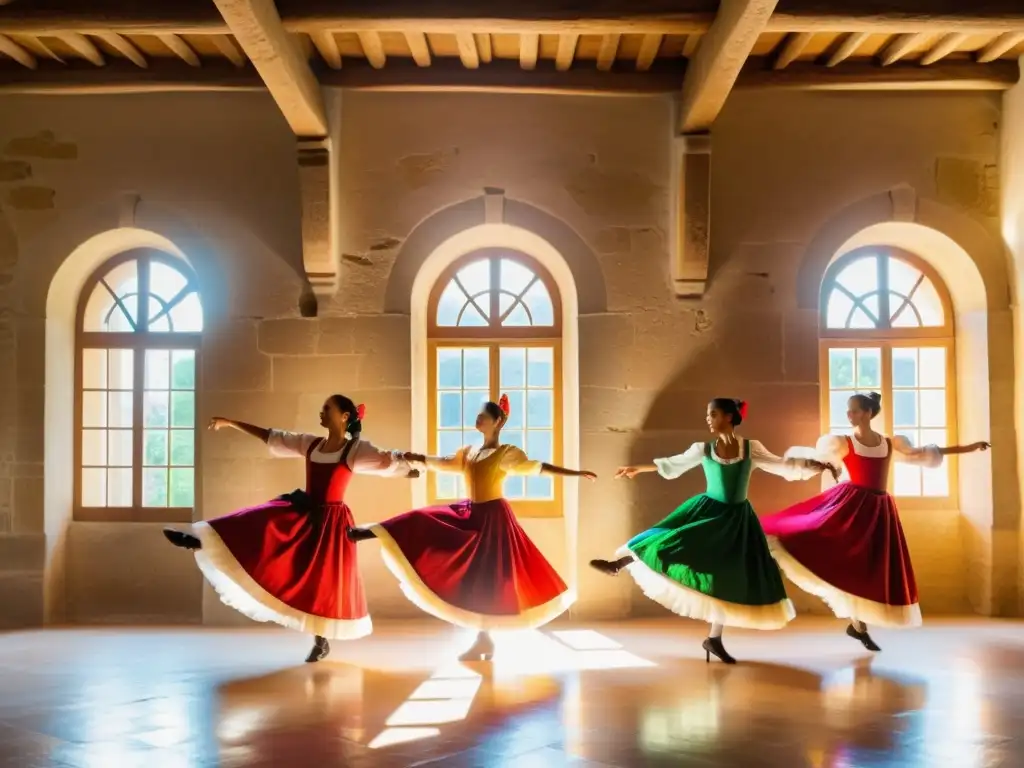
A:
398,450,464,474
209,416,270,443
617,443,704,481
750,440,840,482
937,441,991,456
500,447,597,480
348,440,419,479
540,463,597,480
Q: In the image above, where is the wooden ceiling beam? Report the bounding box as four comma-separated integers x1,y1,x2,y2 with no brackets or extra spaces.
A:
1,57,1015,96
95,31,147,67
738,58,1019,90
519,33,539,70
596,34,621,71
475,33,493,63
826,31,868,67
879,32,929,66
455,32,480,69
405,32,431,67
677,0,780,135
920,32,969,66
773,31,813,69
211,0,327,138
210,33,246,67
977,31,1024,63
0,34,36,69
357,31,386,69
555,33,579,72
3,1,1024,36
636,33,664,71
309,30,341,69
58,33,104,65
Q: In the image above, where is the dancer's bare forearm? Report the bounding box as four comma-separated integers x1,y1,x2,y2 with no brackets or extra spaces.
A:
208,417,270,443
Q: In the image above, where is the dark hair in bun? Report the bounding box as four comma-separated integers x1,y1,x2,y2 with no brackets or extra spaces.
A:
849,392,882,418
709,397,748,426
328,394,363,438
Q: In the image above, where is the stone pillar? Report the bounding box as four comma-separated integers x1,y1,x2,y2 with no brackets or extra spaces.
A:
297,136,334,312
672,133,711,298
1001,55,1024,615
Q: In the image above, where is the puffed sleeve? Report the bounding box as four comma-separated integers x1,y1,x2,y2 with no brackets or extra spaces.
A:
653,442,705,480
786,434,848,465
346,438,415,477
500,446,544,476
423,447,467,473
267,429,318,458
749,440,821,481
891,435,943,468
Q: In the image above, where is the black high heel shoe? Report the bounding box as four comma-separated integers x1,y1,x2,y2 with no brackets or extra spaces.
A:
846,624,881,652
702,637,737,664
163,528,201,550
346,526,376,542
305,635,331,663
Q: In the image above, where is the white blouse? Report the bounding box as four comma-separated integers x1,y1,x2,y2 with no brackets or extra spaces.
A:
654,439,820,482
267,429,412,476
808,434,942,469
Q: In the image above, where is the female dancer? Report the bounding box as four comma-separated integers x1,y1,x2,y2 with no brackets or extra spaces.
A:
162,395,414,663
348,395,596,662
590,398,836,664
761,391,989,652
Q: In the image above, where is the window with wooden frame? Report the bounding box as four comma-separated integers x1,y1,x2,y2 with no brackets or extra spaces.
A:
428,249,562,517
75,249,203,523
819,246,957,508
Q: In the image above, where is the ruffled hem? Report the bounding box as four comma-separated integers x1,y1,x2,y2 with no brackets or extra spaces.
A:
370,524,575,631
616,545,795,630
192,521,373,640
767,536,922,628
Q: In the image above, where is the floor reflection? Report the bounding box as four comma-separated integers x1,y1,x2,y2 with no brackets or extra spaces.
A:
0,619,1020,767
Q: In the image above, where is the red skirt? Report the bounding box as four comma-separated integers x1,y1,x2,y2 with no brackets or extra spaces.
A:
370,498,573,631
760,483,921,627
192,499,371,640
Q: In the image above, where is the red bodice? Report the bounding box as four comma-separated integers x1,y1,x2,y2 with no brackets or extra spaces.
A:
305,438,354,505
842,436,892,492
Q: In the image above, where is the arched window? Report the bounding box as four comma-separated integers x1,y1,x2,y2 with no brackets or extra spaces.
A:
820,246,956,505
75,250,203,522
428,249,562,517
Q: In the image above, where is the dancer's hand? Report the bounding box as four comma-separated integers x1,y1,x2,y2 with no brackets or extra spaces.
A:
807,459,840,482
401,451,427,464
615,466,644,480
579,470,598,481
208,417,232,431
970,441,991,452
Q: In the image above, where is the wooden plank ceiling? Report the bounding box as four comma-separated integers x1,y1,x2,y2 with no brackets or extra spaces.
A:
0,1,1021,96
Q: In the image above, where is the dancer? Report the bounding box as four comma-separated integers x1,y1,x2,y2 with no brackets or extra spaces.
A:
162,395,414,663
590,398,836,664
761,391,989,652
348,395,596,662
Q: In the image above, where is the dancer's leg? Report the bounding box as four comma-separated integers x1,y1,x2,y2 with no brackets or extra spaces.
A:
163,528,201,550
702,622,736,664
305,634,331,663
458,631,495,662
347,526,377,542
589,555,634,576
846,619,881,652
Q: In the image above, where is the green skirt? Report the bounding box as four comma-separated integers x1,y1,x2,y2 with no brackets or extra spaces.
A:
618,494,795,630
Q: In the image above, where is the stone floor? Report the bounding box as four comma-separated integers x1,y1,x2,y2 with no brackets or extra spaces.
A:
0,617,1022,767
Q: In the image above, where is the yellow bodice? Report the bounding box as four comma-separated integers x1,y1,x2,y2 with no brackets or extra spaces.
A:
428,444,543,502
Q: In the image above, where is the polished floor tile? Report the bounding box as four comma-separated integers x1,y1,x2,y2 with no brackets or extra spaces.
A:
0,618,1022,766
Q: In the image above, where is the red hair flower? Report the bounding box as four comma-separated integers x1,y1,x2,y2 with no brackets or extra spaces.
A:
498,393,510,416
737,400,749,420
356,403,366,420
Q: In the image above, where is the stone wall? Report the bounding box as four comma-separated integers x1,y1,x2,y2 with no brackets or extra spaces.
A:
0,86,1013,627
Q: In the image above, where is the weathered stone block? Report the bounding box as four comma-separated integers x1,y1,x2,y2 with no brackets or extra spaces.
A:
579,314,634,390
12,476,43,533
273,355,362,394
202,320,272,392
0,532,45,571
258,318,318,355
317,317,356,354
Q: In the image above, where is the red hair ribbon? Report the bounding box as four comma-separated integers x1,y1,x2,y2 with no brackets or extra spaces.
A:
737,400,749,420
356,403,366,420
498,393,510,416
